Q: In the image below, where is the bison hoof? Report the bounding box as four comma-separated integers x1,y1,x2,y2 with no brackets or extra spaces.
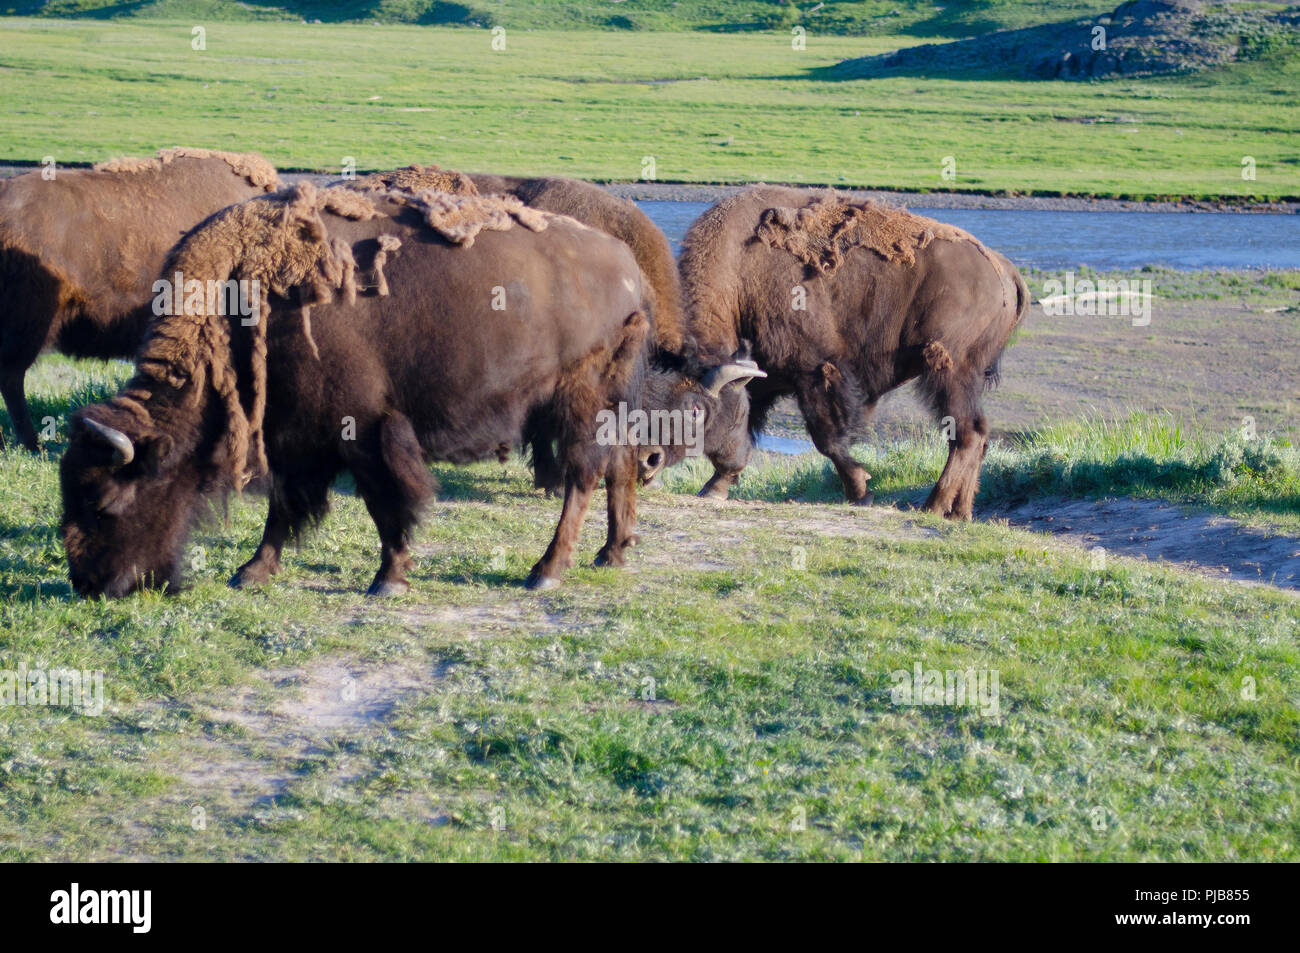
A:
229,570,265,589
593,548,626,569
525,571,562,591
850,492,875,507
698,486,730,502
366,578,410,597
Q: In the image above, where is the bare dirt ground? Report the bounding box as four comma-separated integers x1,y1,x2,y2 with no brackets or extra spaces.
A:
763,297,1300,445
996,496,1300,591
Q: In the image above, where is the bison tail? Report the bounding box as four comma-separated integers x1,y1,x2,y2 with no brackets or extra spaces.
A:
983,355,1002,391
986,267,1029,391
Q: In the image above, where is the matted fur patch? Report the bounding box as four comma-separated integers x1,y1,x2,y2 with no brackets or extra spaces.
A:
408,190,550,247
756,192,999,276
93,147,280,192
351,164,479,197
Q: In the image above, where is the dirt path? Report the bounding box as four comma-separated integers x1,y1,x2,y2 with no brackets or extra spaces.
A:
997,497,1300,591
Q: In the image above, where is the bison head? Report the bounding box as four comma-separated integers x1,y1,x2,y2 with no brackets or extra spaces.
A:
635,343,766,484
60,409,203,597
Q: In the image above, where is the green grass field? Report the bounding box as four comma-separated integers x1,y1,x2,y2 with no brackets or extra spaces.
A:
0,15,1297,198
0,352,1296,861
0,1,1127,35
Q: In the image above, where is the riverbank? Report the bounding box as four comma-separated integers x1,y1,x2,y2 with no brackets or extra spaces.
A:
3,165,1295,214
602,182,1300,214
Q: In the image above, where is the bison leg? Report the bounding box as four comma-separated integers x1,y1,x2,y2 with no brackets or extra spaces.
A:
699,468,739,500
230,471,333,589
523,408,564,497
924,414,989,520
0,364,38,453
795,369,873,505
531,434,564,497
527,465,600,590
230,504,290,588
595,446,640,568
351,412,434,597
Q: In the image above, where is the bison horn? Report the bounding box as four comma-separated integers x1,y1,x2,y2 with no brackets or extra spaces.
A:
83,417,135,467
702,359,767,397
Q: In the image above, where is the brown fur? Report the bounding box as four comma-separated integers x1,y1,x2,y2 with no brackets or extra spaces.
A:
923,340,954,373
61,182,668,597
371,234,402,297
468,174,688,355
0,148,281,450
94,147,279,192
756,191,1003,278
351,164,479,197
680,185,1029,517
408,190,549,246
115,182,373,487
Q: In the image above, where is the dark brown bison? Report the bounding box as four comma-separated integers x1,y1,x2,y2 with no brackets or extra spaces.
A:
0,148,280,451
351,166,706,493
59,182,757,597
680,186,1029,519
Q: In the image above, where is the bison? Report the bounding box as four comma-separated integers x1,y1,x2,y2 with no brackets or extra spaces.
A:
0,148,280,451
59,182,760,598
350,166,714,493
680,186,1029,519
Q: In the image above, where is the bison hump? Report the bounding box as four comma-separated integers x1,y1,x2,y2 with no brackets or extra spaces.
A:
755,192,994,276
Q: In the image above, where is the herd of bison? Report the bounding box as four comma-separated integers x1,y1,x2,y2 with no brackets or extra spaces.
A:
0,148,1028,598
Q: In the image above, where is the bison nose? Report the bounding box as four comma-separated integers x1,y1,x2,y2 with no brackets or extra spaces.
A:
637,448,666,484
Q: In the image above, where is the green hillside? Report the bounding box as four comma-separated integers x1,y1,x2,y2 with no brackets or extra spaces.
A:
2,1,1121,36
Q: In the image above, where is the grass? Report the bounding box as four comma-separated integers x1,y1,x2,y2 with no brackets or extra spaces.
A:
0,353,1297,860
1,1,1124,36
671,412,1300,530
1022,266,1300,305
0,18,1297,199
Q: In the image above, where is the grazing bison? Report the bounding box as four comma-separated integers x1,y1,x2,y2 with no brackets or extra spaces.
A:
352,166,702,493
680,186,1029,519
60,182,758,598
0,148,280,451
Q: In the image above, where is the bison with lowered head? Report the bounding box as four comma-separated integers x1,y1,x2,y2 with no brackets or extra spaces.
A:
681,186,1029,519
348,166,756,493
0,148,280,451
59,181,758,597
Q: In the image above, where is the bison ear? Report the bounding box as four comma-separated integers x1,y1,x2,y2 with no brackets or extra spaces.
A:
139,433,178,475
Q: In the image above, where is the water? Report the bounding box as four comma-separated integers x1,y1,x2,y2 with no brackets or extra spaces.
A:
755,434,814,455
637,200,1300,271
